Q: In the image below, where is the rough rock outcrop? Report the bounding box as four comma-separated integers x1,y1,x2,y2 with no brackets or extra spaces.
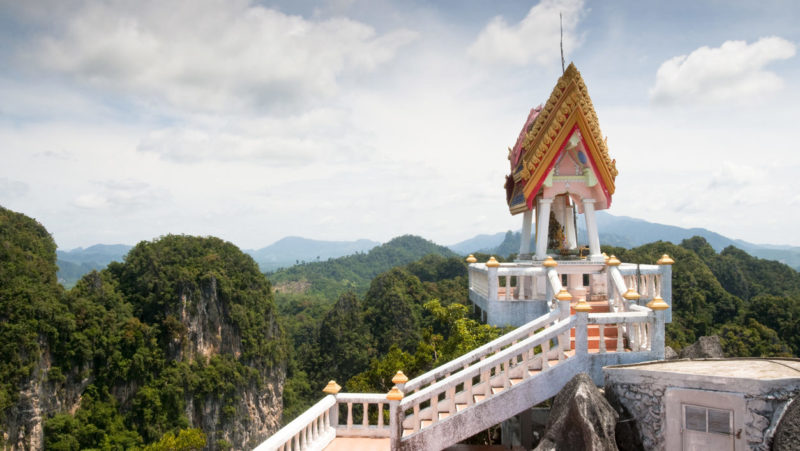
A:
664,346,678,360
1,342,89,450
773,397,800,451
604,384,643,451
534,373,618,451
679,335,724,359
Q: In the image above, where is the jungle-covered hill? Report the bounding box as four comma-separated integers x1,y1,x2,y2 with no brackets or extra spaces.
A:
0,206,287,450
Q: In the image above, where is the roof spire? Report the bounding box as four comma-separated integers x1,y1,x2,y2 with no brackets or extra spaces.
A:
560,12,565,74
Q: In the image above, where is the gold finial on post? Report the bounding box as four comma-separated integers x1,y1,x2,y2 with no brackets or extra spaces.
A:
573,297,592,313
323,380,341,394
486,256,500,267
623,288,640,301
603,252,609,263
386,386,404,401
392,371,408,385
606,255,621,266
647,295,669,310
657,254,675,265
556,288,572,301
543,256,558,267
466,254,477,263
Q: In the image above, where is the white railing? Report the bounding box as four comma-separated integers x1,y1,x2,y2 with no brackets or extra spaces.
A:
398,316,574,437
403,309,564,395
468,265,489,298
586,308,654,353
618,264,662,304
255,395,336,451
333,393,391,438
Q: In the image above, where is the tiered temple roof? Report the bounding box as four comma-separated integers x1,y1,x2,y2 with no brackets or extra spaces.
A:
505,63,618,215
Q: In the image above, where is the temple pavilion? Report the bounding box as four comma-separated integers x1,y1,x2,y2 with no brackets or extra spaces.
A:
506,62,617,263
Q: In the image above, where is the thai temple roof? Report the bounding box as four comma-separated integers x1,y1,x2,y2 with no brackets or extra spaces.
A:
505,63,618,214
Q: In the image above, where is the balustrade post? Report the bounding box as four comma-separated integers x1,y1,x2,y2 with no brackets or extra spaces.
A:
387,385,404,451
647,295,669,359
657,254,674,323
487,257,500,302
574,299,591,357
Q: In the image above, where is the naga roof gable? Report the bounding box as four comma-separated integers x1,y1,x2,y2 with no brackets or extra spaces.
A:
509,63,618,212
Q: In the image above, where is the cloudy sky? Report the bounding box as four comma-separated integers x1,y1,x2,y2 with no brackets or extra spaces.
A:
1,0,799,250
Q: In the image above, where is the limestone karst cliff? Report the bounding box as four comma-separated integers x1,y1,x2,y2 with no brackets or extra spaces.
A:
0,206,287,450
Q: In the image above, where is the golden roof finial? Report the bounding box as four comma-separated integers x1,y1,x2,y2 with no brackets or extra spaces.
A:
606,255,621,266
466,254,477,263
486,256,500,267
543,256,558,267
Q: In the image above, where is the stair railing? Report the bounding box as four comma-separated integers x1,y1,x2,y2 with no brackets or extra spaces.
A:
396,316,574,439
254,395,337,451
404,266,568,396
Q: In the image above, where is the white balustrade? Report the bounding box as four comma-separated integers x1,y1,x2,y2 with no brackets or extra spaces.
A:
255,395,336,451
334,393,391,438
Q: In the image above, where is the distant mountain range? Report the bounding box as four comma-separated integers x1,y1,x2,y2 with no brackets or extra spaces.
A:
56,238,381,287
446,212,800,271
246,236,380,272
56,213,800,287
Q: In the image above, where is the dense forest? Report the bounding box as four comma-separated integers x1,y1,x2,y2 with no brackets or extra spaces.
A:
0,207,286,450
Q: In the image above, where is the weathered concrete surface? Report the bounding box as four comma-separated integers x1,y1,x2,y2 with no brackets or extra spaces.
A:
534,372,618,451
604,358,800,450
678,335,724,358
773,397,800,451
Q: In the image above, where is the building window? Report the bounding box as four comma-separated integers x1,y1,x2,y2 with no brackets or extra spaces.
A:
683,404,732,435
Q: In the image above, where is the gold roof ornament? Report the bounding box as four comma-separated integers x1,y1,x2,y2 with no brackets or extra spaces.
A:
486,256,500,268
392,371,409,385
606,255,621,266
602,252,609,263
657,254,675,265
386,386,404,401
466,254,477,263
556,288,573,301
573,298,592,313
323,380,341,395
623,288,641,301
543,256,558,267
508,63,617,215
646,295,669,311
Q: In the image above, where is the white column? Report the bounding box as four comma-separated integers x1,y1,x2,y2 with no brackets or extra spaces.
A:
582,198,601,259
564,205,577,249
535,197,553,260
519,209,533,259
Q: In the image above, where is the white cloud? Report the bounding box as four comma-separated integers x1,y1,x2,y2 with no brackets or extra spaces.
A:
73,180,167,210
650,37,796,105
28,0,417,113
137,108,366,164
468,0,585,66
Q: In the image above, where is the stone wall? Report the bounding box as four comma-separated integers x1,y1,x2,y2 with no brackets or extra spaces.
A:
604,359,800,451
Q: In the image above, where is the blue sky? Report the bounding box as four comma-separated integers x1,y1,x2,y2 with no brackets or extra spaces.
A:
1,0,799,250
